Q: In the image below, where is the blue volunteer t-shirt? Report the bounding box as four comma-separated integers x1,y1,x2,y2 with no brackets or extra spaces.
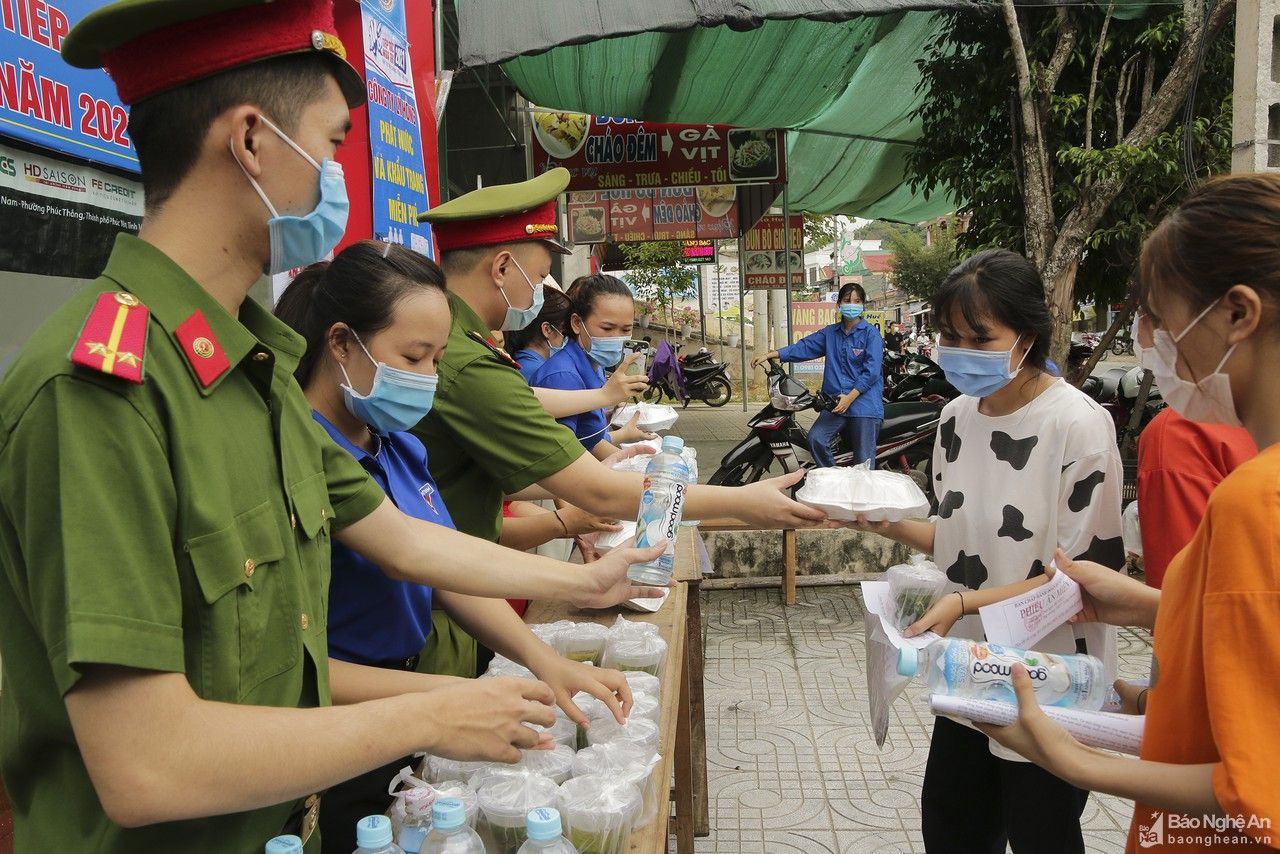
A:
778,319,885,419
314,411,454,664
529,339,609,450
514,347,546,383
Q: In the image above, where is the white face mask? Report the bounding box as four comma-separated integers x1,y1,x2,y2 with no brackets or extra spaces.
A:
1144,299,1241,427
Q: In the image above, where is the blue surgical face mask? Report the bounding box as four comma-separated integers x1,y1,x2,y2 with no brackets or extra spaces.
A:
340,331,438,433
584,333,627,369
937,334,1030,398
500,257,545,332
232,116,349,276
839,303,864,321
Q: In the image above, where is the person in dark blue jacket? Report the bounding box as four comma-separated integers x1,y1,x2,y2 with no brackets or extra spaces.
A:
754,282,885,467
530,275,655,457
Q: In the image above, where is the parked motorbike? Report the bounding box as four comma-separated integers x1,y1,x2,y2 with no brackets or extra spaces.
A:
642,343,733,407
1080,365,1164,442
884,353,957,404
708,359,942,496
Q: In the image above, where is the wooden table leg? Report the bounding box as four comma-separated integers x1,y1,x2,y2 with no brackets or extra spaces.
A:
673,639,695,853
686,581,710,837
782,528,797,605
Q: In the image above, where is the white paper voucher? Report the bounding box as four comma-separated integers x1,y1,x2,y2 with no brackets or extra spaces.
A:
978,565,1083,650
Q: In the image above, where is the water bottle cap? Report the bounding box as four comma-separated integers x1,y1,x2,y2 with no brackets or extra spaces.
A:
897,645,919,677
355,814,393,848
432,797,467,831
660,435,684,454
526,806,563,841
264,834,303,854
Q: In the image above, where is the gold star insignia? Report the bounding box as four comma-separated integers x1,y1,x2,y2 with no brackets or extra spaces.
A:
116,351,140,367
85,342,110,357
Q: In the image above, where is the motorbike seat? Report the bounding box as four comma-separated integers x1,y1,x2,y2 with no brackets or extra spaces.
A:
682,361,723,377
880,400,941,435
1095,366,1128,401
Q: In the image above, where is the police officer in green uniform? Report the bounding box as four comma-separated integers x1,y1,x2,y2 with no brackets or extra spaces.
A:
414,172,828,546
0,3,662,851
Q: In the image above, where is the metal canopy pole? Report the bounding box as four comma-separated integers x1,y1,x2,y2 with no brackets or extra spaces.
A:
738,235,748,412
782,183,795,378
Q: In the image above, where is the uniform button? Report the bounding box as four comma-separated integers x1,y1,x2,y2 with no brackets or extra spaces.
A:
244,558,256,577
290,513,298,529
252,351,269,362
300,612,310,631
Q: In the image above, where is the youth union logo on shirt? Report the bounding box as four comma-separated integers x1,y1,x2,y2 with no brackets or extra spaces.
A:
419,482,438,515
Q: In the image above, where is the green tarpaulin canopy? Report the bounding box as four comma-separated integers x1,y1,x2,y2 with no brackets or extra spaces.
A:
457,1,965,221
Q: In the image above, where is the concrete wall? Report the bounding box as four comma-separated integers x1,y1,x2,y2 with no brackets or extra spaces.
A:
704,527,913,579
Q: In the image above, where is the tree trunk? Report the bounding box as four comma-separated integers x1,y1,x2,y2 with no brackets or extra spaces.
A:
1046,257,1081,368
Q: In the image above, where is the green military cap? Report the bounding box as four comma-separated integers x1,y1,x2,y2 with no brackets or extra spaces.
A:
420,168,572,255
61,0,366,107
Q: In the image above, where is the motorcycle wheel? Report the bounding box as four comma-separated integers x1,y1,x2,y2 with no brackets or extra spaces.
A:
700,376,733,408
708,452,772,486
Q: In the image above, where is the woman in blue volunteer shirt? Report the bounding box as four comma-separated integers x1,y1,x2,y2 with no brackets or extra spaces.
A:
275,242,637,853
530,274,655,458
754,282,885,467
504,284,572,381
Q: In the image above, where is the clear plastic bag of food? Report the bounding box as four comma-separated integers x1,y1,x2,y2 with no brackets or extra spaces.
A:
386,766,482,837
795,462,930,522
557,621,610,665
423,754,493,785
483,655,535,680
475,771,559,854
585,714,660,754
570,742,661,826
557,775,643,854
622,670,661,694
531,716,578,750
601,616,667,677
886,558,948,630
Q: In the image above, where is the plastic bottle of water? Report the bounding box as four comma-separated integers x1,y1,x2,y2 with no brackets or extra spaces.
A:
354,814,405,853
420,798,485,853
265,835,303,854
897,637,1107,710
398,788,436,853
628,436,693,586
516,807,578,853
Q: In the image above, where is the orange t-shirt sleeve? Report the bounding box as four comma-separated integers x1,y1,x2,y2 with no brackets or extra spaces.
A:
1203,590,1280,838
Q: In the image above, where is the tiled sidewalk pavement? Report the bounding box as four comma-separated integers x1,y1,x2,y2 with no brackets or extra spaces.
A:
693,585,1153,853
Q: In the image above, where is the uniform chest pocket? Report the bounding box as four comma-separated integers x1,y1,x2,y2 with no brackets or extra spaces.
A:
186,500,296,701
289,472,334,540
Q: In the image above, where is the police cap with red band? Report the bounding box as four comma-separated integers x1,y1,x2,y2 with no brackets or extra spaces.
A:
60,0,366,107
420,168,572,255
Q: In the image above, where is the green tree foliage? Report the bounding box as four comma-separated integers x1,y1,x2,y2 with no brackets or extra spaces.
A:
803,214,839,253
886,227,961,301
852,220,924,244
619,241,698,331
907,2,1233,354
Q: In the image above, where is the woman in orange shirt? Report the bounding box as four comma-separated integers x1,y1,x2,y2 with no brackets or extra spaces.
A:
975,174,1280,852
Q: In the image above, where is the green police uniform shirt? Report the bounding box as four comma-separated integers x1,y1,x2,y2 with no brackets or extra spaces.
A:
410,292,585,541
0,235,387,852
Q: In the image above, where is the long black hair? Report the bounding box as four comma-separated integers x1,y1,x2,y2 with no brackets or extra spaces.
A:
563,274,634,335
274,240,448,385
931,248,1051,370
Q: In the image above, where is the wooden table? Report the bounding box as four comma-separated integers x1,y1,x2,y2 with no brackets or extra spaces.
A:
524,529,707,852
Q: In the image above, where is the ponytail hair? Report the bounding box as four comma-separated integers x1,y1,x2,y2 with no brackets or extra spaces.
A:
564,274,633,335
274,240,447,386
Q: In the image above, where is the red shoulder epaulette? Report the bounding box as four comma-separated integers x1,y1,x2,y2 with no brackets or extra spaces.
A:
466,330,522,370
69,291,150,384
